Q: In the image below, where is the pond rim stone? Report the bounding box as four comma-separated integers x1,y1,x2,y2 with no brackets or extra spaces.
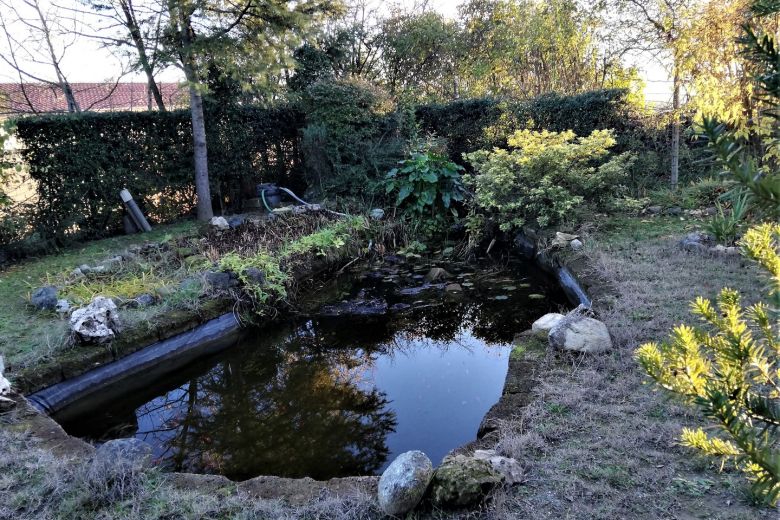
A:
378,450,434,516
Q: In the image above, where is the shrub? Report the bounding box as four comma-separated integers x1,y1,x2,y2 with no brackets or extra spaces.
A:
300,78,407,200
636,223,780,504
384,147,466,234
464,129,634,232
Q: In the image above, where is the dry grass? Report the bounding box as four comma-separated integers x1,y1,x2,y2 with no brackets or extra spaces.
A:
475,216,772,519
0,417,381,520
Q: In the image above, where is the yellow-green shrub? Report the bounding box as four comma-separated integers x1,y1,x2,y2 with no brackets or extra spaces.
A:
464,129,634,231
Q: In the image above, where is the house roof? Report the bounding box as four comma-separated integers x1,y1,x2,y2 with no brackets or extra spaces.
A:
0,82,187,115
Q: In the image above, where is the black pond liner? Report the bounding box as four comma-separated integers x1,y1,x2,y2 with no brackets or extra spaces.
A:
29,313,241,420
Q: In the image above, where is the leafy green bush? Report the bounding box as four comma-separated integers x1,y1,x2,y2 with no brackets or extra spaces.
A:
636,223,780,504
385,148,466,228
464,129,634,232
300,78,407,200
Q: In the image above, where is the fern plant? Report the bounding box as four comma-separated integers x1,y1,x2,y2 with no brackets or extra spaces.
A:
636,223,780,504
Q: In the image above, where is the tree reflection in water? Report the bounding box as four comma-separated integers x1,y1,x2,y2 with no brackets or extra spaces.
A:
136,333,397,480
63,260,567,480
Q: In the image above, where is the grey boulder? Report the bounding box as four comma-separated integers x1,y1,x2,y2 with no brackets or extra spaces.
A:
430,454,503,508
31,286,58,310
531,313,565,334
549,305,612,354
378,450,434,516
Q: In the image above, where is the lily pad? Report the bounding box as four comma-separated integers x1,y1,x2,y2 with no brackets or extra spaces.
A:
528,294,545,300
493,295,509,301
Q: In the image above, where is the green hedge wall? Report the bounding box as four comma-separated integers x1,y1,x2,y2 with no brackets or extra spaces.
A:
5,88,645,254
13,105,303,245
415,89,642,162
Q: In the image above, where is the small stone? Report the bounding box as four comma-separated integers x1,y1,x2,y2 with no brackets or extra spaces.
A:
646,205,662,215
209,216,230,231
725,246,740,256
570,239,584,251
425,267,451,282
703,206,718,216
665,206,683,216
532,313,565,333
378,450,433,516
128,293,156,308
55,299,70,314
472,450,525,485
71,267,85,279
243,267,265,286
31,286,58,310
430,454,503,508
445,283,463,293
369,208,385,220
79,264,92,274
227,216,246,229
204,271,239,291
710,245,728,255
551,232,579,248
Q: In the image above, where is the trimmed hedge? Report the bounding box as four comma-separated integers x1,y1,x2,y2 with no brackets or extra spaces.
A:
415,89,640,162
4,88,647,254
12,105,303,245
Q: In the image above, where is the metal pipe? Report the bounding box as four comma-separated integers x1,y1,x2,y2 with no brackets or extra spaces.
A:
120,189,152,232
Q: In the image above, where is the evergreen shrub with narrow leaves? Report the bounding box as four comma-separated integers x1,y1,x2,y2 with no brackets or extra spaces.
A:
636,223,780,504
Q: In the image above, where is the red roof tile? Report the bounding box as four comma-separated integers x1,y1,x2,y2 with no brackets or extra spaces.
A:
0,82,187,115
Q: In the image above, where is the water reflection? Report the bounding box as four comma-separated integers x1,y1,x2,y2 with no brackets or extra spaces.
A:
61,260,567,480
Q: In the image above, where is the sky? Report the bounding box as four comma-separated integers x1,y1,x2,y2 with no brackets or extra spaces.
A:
0,0,672,104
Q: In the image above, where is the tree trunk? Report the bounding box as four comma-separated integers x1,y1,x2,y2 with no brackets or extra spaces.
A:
120,0,166,111
186,74,213,221
174,1,212,221
671,71,680,190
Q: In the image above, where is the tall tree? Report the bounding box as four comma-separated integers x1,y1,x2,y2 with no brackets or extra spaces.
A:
75,0,169,111
0,0,82,113
163,0,342,221
612,0,701,190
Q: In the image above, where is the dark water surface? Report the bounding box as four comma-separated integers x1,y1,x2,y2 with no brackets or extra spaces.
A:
60,259,567,480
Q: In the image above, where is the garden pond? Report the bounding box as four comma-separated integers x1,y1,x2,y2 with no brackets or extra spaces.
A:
58,258,567,481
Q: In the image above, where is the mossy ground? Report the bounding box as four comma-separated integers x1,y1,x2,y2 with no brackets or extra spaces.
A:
0,221,199,372
0,213,367,390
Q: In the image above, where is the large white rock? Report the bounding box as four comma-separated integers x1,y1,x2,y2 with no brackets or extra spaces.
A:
378,450,434,516
549,306,612,354
209,216,230,231
531,313,565,333
70,296,121,344
0,356,10,396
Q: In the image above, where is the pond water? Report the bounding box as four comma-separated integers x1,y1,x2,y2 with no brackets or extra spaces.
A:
60,258,567,481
